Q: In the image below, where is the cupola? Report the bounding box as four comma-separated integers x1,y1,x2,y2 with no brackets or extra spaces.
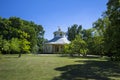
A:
53,27,66,37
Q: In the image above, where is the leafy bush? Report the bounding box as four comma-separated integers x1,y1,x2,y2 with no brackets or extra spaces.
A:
64,35,88,56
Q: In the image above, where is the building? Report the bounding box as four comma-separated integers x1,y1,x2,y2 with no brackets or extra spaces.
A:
44,28,70,53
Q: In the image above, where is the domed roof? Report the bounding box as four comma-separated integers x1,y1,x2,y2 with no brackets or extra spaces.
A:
46,28,70,45
46,37,70,44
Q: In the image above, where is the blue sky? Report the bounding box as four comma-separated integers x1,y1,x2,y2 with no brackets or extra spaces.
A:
0,0,108,40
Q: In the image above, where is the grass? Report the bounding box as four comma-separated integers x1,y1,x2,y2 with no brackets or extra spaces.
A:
0,54,120,80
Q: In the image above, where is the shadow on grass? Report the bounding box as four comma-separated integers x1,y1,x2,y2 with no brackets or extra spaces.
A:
59,54,102,59
68,56,101,59
53,60,120,80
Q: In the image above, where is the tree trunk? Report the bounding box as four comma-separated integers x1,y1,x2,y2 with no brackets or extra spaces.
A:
18,53,21,58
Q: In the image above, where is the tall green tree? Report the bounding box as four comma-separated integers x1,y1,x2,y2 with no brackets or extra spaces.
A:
92,35,104,56
0,16,45,55
82,29,94,54
93,18,109,36
68,24,82,41
10,38,21,54
2,40,10,54
91,16,110,56
19,39,30,57
105,0,120,60
64,35,88,56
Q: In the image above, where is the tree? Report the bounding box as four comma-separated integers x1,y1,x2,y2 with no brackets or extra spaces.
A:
72,35,88,56
0,36,3,53
92,36,104,56
0,18,11,39
0,17,45,55
64,44,73,56
93,18,109,36
104,0,120,60
82,29,94,54
64,35,88,56
68,24,82,41
9,17,23,29
20,39,30,53
37,25,45,53
21,21,44,53
90,15,111,56
2,40,10,54
10,38,21,54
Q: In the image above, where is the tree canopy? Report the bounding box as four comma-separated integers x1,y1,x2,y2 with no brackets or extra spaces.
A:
65,0,120,61
104,0,120,60
0,17,44,57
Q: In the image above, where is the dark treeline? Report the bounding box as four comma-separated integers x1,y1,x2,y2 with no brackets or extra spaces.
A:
0,17,44,57
65,0,120,61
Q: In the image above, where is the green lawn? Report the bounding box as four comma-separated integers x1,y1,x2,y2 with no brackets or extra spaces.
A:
0,54,120,80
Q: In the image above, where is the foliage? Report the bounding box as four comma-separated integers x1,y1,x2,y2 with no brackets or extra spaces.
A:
2,40,10,54
64,44,73,56
0,17,45,56
91,17,109,55
20,39,30,53
73,35,88,56
0,36,2,58
65,0,119,60
92,36,104,56
0,35,3,52
93,17,109,36
89,0,120,60
64,35,88,56
10,38,21,53
82,29,94,54
104,0,120,60
67,24,82,41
